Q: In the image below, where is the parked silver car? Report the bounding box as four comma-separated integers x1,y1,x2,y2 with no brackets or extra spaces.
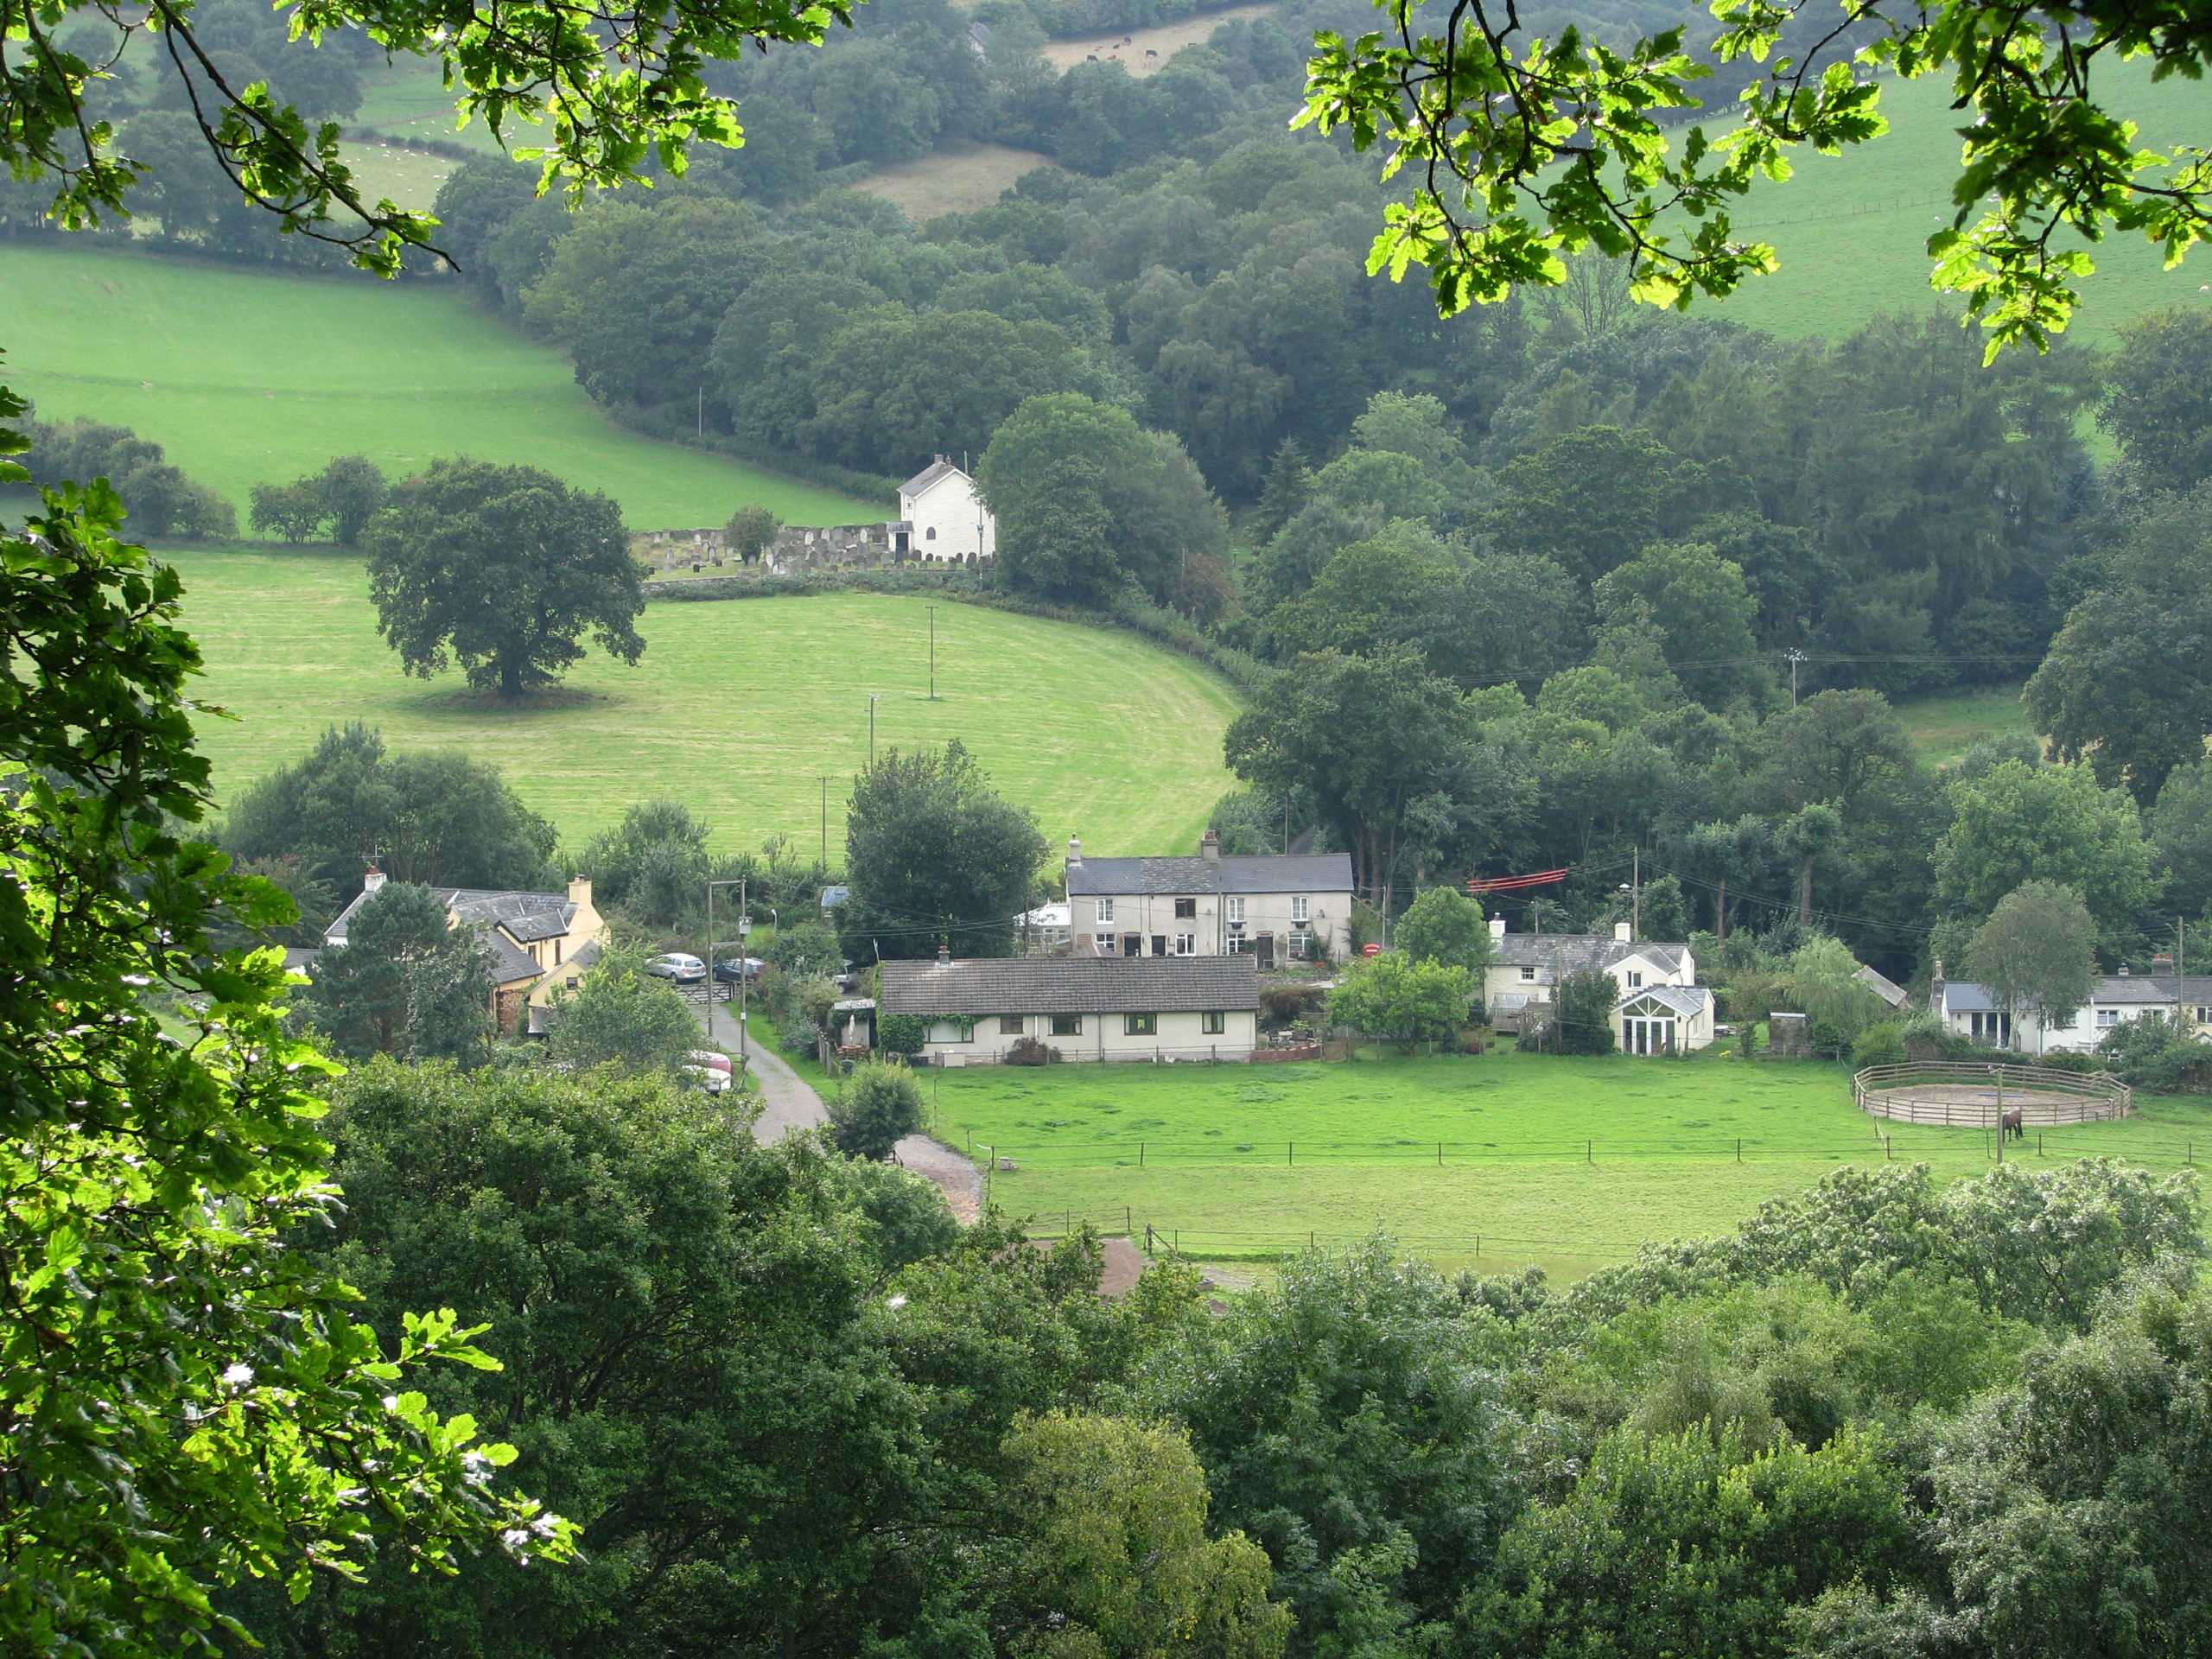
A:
645,951,707,984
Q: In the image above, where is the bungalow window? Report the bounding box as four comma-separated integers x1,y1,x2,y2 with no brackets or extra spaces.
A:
1174,897,1197,918
1125,1013,1157,1036
1969,1010,2012,1041
1175,934,1196,956
1051,1014,1082,1037
1201,1011,1226,1035
1226,897,1245,925
1097,898,1115,925
941,1018,976,1042
1000,1015,1024,1035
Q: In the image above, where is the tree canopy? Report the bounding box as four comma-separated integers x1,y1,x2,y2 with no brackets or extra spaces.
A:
365,459,644,698
842,739,1047,959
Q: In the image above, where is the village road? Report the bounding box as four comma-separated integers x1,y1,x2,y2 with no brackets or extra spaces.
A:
696,1000,981,1221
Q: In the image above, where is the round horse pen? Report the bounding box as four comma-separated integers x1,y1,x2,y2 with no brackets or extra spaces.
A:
1853,1060,2132,1128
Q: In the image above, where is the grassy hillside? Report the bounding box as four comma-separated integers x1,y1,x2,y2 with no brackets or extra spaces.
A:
162,544,1238,856
1712,55,2212,342
1896,684,2036,767
0,241,876,529
931,1049,2212,1274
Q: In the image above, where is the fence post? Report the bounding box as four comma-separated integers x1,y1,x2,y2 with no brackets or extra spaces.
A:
1586,1139,1592,1165
1287,1141,1294,1167
1125,1205,1132,1235
1140,1140,1145,1168
1737,1137,1742,1163
1438,1141,1443,1166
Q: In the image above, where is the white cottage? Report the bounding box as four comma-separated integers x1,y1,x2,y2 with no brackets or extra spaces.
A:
899,455,995,563
880,952,1262,1064
1062,833,1357,965
1480,917,1715,1054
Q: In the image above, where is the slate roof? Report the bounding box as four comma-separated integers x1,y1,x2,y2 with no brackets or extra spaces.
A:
881,955,1261,1016
1489,934,1690,976
899,457,969,498
1618,984,1711,1019
324,882,582,988
1855,964,1910,1008
1065,853,1355,898
1942,974,2209,1014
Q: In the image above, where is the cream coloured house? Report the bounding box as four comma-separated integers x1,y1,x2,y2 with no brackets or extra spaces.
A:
1062,833,1355,965
324,870,607,1033
1481,916,1714,1054
899,455,995,563
880,952,1261,1064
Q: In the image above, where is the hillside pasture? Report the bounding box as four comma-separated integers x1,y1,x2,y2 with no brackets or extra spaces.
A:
161,546,1239,856
1896,684,2036,767
930,1050,2212,1275
1039,3,1274,73
857,142,1057,222
1710,54,2212,342
0,241,876,530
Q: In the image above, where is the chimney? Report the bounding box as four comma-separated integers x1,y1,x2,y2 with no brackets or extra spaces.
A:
936,944,950,966
1490,914,1507,941
2152,953,2175,975
2119,963,2132,976
568,874,592,909
1199,828,1221,863
1067,836,1083,869
1614,920,1633,943
362,865,386,895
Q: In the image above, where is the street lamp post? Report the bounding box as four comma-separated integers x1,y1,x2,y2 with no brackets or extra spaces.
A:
706,876,749,1084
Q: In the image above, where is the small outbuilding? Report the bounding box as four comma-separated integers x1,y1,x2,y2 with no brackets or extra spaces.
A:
880,952,1261,1064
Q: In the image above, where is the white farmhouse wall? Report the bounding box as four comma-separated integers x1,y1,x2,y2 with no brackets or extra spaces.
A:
921,1007,1258,1063
901,472,995,563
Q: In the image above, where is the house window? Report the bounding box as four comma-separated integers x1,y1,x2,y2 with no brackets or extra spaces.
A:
1094,934,1117,956
925,525,937,540
1202,1011,1225,1034
554,940,563,966
941,1018,975,1043
1097,898,1115,925
1228,935,1251,954
1287,931,1310,960
2096,1007,2120,1027
1520,966,1537,982
2197,1007,2212,1023
1174,897,1197,918
1226,896,1245,925
1969,1010,2012,1041
1125,1013,1157,1036
1625,970,1643,988
1051,1014,1082,1037
1151,935,1167,957
1000,1015,1024,1035
1175,934,1196,956
1291,896,1310,923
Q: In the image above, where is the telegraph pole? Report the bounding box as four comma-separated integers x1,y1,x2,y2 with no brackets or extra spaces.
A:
1787,647,1807,707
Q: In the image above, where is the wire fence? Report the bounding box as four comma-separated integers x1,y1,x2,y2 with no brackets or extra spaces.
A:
954,1128,2209,1173
1013,1211,1673,1264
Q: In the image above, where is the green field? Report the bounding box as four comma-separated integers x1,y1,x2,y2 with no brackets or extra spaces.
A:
1711,56,2212,342
163,544,1237,855
0,240,875,530
928,1050,2212,1276
1896,684,2036,766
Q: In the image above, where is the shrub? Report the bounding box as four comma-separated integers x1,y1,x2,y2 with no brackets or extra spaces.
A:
829,1061,925,1160
1851,1022,1905,1070
1260,984,1313,1026
780,1013,823,1057
1553,970,1619,1056
878,1013,930,1058
1899,1014,1978,1060
2096,1016,2212,1092
1006,1034,1058,1065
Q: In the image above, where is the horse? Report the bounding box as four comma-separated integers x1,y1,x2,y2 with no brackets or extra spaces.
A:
2000,1106,2024,1141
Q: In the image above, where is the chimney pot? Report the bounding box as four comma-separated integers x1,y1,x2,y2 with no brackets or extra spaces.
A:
362,866,386,895
1490,914,1507,940
1199,828,1221,863
936,944,950,965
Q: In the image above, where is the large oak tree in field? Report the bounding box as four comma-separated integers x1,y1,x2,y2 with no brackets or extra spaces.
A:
365,458,645,699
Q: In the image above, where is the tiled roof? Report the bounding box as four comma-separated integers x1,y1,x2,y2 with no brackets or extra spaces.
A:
881,955,1261,1016
1489,935,1689,976
1066,853,1355,898
1855,964,1910,1007
327,884,573,946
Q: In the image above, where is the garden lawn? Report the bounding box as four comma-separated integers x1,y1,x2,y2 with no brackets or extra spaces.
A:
1895,684,2034,766
0,240,874,529
163,545,1240,856
927,1050,2212,1276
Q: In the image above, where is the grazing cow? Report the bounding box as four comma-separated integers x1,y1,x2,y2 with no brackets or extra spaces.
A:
1145,47,1157,55
1085,52,1096,59
2000,1106,2024,1140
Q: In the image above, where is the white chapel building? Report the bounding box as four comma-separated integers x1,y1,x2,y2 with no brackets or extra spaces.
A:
899,455,996,563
